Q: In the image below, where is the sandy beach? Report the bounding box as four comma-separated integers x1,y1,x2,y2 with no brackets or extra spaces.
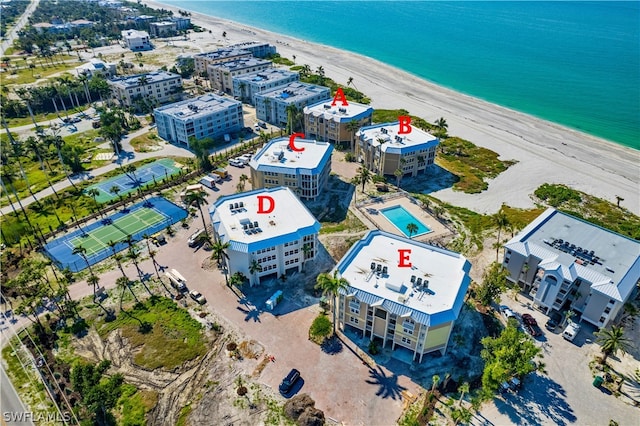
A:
147,1,639,215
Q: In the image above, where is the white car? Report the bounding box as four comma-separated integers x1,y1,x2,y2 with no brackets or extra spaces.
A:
229,159,244,167
237,155,251,165
500,305,517,321
189,290,207,305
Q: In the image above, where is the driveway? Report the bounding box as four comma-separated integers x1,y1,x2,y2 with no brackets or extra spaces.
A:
477,296,640,426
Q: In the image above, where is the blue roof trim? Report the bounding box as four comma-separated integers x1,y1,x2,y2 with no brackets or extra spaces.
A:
252,137,333,176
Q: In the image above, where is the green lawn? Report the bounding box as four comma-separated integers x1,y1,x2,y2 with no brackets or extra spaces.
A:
5,106,88,128
1,60,79,85
96,297,208,370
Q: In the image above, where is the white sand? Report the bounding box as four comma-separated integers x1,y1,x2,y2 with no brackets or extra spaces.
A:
148,1,639,215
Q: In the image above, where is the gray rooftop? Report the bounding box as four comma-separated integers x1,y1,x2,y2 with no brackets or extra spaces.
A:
209,57,271,72
256,82,330,103
195,48,251,60
505,208,640,301
108,71,180,88
234,68,298,84
154,94,241,121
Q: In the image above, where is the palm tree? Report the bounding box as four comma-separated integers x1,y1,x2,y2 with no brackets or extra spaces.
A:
457,382,470,407
316,66,325,85
594,325,632,365
109,185,122,203
315,270,350,336
376,137,387,174
46,132,77,190
285,104,299,134
116,276,134,311
248,259,262,286
185,190,209,237
394,168,403,188
493,209,510,262
345,119,360,152
406,223,419,239
431,374,440,392
355,166,372,195
86,188,101,215
434,117,448,137
143,233,161,280
237,174,249,192
301,243,313,272
72,245,95,276
238,82,247,102
211,240,230,268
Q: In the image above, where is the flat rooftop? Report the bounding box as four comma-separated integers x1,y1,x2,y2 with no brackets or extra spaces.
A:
358,122,438,154
210,187,320,253
257,82,330,104
109,71,179,88
304,99,373,122
154,94,240,120
336,231,471,326
250,137,333,174
505,208,640,301
210,57,271,72
195,47,251,60
234,68,298,84
121,29,148,38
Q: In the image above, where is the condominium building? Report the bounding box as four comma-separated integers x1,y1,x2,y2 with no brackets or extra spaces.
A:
154,94,243,148
149,21,177,38
108,71,182,108
304,100,374,148
254,82,330,127
194,48,252,75
334,230,471,363
502,208,640,329
356,122,439,177
207,58,272,95
170,16,191,30
121,29,151,51
249,137,333,201
209,187,321,286
232,69,299,105
228,41,276,58
75,59,116,78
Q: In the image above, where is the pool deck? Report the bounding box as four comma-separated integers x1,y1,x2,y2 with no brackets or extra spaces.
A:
357,194,453,243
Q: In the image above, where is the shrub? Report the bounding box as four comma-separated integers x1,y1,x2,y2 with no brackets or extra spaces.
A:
309,314,332,342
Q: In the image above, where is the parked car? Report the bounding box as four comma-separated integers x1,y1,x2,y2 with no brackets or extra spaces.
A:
258,121,267,128
522,314,542,337
562,322,581,342
237,154,251,165
279,368,301,396
188,229,205,247
500,306,516,321
229,158,244,168
165,269,187,292
189,290,206,305
545,311,562,331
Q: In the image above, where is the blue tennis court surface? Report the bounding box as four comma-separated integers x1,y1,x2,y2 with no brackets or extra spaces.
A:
45,197,187,272
86,158,182,203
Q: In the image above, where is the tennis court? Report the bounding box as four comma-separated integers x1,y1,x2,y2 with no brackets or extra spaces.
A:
45,197,188,272
86,158,182,204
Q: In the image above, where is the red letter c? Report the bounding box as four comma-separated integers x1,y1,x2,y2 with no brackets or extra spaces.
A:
289,133,305,152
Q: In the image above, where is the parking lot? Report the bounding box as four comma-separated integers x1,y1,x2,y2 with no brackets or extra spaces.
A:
479,296,640,426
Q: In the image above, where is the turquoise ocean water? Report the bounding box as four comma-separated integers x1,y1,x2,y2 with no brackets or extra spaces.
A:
161,1,639,149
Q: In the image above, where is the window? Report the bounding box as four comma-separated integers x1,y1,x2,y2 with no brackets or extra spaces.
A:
401,336,411,344
604,307,611,314
349,316,359,325
349,300,360,315
374,309,387,320
403,319,414,335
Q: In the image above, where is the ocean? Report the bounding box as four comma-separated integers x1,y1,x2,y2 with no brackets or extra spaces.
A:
160,1,639,149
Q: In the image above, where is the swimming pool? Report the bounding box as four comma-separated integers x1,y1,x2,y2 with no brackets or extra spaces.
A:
379,205,431,238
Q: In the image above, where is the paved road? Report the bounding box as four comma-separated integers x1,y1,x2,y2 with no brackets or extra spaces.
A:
0,365,34,426
0,0,40,55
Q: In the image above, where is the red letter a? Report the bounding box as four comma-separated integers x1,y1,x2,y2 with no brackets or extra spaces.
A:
331,88,349,106
398,116,412,134
257,195,275,214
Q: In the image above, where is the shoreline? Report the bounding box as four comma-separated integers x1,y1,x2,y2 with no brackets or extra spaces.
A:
147,0,639,215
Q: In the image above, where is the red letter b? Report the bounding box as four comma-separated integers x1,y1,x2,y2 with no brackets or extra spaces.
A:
398,116,412,134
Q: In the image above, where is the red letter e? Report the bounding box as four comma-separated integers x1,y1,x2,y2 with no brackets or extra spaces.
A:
257,195,275,214
398,116,412,134
398,249,412,268
331,88,349,106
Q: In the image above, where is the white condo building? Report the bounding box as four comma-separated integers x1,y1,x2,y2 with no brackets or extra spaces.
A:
232,69,299,105
334,230,471,363
228,41,276,58
503,208,640,329
108,71,182,108
304,100,374,148
254,82,330,127
194,47,253,75
356,122,439,177
121,29,151,51
75,59,116,78
207,58,272,95
249,137,333,201
154,94,243,148
209,187,321,286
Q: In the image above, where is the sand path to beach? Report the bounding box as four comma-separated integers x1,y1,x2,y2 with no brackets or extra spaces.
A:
149,1,639,215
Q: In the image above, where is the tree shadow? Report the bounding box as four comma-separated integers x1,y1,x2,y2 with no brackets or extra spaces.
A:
402,164,459,194
321,335,343,355
364,365,407,400
237,305,262,323
495,373,576,426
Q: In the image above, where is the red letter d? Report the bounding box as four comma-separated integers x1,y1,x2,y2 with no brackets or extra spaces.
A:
257,195,275,214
